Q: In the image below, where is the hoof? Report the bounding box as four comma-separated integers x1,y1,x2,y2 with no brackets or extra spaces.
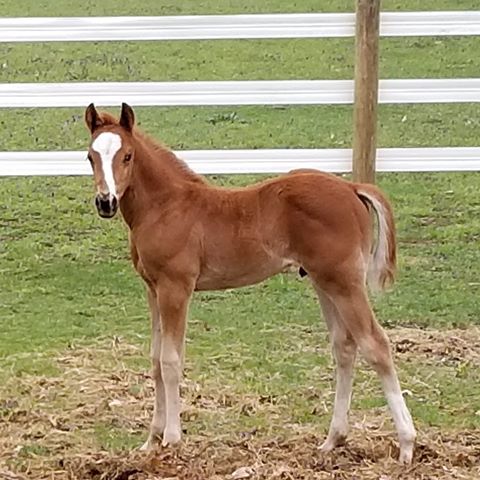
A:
162,428,181,447
319,432,347,452
139,439,154,452
399,445,414,465
398,430,416,465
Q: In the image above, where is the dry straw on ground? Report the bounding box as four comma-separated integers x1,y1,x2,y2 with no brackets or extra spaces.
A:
1,328,479,480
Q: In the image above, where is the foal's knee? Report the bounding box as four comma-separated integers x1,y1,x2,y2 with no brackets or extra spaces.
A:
160,347,182,385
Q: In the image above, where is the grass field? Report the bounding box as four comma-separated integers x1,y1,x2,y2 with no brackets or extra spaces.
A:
1,1,480,479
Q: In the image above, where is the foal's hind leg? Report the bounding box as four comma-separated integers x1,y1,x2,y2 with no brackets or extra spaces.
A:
315,289,357,452
330,285,416,464
140,288,166,451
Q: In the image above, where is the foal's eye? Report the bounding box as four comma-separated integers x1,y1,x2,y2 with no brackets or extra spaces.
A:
124,153,132,163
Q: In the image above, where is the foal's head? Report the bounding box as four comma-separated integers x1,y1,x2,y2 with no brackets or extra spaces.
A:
85,103,136,218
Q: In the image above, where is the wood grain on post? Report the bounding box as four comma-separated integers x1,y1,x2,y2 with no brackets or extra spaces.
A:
352,0,381,184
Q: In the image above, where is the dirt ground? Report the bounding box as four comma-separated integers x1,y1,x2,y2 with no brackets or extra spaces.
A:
3,430,476,480
1,328,479,480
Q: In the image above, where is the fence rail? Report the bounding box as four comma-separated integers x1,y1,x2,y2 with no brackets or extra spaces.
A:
1,12,480,42
1,11,479,174
1,148,479,175
2,79,480,108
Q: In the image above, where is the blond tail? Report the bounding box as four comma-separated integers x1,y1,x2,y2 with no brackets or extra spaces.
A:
355,184,397,292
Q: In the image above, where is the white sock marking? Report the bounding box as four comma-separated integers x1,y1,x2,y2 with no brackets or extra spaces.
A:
92,132,122,196
382,375,416,442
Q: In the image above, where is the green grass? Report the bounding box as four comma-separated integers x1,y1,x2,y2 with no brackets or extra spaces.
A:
2,104,480,153
2,36,480,83
0,0,480,474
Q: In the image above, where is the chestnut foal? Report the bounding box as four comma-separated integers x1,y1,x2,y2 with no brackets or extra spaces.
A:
85,103,416,464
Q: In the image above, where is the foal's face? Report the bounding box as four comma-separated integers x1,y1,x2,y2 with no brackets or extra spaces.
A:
85,103,135,219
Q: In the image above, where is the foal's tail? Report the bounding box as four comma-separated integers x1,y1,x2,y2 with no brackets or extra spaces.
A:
355,184,397,292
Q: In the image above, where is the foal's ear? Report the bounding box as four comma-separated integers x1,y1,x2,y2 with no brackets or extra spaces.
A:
120,102,135,132
85,103,103,133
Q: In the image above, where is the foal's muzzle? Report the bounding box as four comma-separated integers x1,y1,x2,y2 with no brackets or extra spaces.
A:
95,193,118,218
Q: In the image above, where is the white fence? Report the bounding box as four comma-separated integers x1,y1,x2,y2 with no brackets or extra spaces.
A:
2,148,479,176
1,11,479,175
2,79,480,108
1,12,480,42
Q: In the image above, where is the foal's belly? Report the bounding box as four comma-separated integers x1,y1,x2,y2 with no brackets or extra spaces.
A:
194,255,296,291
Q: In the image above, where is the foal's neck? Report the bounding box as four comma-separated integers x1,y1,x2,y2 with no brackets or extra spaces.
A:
120,130,204,229
135,129,203,184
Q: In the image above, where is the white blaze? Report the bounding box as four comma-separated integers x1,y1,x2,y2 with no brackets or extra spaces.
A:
91,132,122,196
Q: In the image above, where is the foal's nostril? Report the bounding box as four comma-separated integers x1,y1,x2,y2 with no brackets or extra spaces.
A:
111,196,118,210
99,197,112,212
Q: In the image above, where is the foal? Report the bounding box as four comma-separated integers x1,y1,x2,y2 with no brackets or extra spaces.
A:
85,103,416,464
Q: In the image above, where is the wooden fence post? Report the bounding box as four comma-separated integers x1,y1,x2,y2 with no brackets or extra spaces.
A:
352,0,381,184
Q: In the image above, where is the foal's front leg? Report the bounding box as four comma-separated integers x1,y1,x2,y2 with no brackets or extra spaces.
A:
155,280,193,446
140,288,166,451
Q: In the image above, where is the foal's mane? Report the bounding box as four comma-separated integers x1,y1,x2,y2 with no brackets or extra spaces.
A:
98,112,205,184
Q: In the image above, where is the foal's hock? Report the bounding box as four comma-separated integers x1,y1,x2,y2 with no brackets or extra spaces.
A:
85,103,416,464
